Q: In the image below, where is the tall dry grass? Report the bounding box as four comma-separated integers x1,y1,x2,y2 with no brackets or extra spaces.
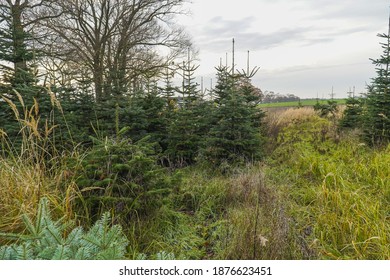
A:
0,157,62,235
0,91,79,243
265,107,317,127
210,165,302,259
264,107,317,148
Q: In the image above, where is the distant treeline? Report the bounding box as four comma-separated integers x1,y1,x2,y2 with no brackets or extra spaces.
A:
261,91,300,103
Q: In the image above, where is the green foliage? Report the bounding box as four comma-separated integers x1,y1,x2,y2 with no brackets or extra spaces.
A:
125,92,169,145
0,90,65,164
0,85,97,152
136,251,176,260
0,198,128,260
0,2,35,88
0,2,41,118
53,86,96,146
363,28,390,145
76,89,171,152
339,96,365,129
0,91,36,146
277,115,332,146
202,66,265,166
164,102,211,166
176,52,201,107
162,58,210,166
138,204,206,260
73,136,178,224
167,165,299,260
313,100,338,119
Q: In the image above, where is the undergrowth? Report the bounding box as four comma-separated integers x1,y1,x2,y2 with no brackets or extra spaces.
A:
268,113,390,259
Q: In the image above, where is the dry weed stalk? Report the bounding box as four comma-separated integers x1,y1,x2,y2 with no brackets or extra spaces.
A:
0,89,79,242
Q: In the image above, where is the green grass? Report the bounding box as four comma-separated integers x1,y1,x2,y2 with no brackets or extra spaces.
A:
259,99,346,108
163,165,301,260
268,116,390,259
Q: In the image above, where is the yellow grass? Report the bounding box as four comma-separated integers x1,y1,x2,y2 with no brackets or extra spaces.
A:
0,91,78,243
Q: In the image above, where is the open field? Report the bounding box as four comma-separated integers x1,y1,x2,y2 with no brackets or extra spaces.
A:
259,98,347,108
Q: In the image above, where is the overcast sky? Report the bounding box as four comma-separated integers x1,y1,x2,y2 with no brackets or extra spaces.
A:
178,0,390,98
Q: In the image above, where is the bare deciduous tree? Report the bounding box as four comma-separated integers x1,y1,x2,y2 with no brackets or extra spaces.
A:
42,0,190,102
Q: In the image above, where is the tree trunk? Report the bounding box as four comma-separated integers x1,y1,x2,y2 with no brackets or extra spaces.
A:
93,64,104,102
11,2,28,80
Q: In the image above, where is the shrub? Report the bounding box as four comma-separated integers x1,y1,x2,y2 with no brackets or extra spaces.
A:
72,136,179,225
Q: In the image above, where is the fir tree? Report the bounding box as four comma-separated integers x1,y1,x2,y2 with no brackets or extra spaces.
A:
203,66,264,166
212,66,235,104
0,1,36,93
339,92,364,129
160,63,177,110
0,2,52,148
364,15,390,145
176,50,200,107
164,52,206,166
73,136,176,224
126,88,169,147
0,198,129,260
54,85,96,147
313,100,338,119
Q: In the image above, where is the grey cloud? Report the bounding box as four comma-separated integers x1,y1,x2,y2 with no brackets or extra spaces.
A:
301,25,375,46
299,0,389,25
184,0,386,99
198,16,313,51
258,0,387,22
197,30,299,52
196,7,382,53
206,16,257,36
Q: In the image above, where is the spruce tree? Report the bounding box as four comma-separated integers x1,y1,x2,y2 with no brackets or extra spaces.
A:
0,1,53,148
0,1,36,93
164,54,205,166
364,15,390,145
176,50,200,107
160,63,177,110
202,66,264,166
339,93,364,129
